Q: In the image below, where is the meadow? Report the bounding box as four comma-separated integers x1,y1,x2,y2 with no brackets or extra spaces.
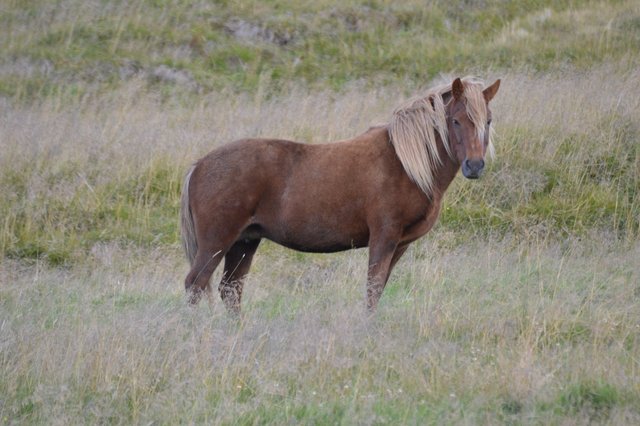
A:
1,0,640,424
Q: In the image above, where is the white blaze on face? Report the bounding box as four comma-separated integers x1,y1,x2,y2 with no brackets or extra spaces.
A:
461,81,489,155
477,126,485,145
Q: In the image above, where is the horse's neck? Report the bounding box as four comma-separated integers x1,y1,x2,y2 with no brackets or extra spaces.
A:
431,137,461,200
378,126,460,203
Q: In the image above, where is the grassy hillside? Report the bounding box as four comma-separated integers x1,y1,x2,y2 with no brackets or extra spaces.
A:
1,0,640,424
2,0,639,98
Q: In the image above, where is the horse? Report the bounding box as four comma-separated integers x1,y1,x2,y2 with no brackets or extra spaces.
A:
180,77,500,315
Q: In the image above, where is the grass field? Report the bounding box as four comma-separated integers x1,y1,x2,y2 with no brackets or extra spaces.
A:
1,236,639,424
1,0,640,424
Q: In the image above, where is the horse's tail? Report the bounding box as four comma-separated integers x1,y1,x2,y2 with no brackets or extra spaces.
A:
180,165,197,266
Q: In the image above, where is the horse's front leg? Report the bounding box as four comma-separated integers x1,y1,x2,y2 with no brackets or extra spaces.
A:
366,232,401,312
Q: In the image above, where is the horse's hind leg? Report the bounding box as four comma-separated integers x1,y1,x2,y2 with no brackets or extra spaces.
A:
185,248,225,305
184,212,252,305
219,239,261,316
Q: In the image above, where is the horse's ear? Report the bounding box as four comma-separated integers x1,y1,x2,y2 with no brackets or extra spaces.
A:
451,78,464,100
483,79,501,103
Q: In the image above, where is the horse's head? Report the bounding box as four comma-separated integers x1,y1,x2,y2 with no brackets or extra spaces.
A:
446,78,500,179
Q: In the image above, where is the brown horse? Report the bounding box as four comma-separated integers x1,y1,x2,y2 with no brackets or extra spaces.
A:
181,77,500,314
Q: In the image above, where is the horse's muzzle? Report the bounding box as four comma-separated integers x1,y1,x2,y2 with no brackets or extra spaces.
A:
462,159,484,179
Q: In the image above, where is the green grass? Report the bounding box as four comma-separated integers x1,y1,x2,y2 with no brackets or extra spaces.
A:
2,0,639,98
1,155,182,265
558,382,620,415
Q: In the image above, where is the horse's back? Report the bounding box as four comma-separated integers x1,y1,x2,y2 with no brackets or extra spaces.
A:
190,134,385,203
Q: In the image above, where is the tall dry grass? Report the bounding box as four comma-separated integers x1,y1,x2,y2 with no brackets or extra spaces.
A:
1,236,638,423
1,66,640,423
2,65,639,263
0,78,393,262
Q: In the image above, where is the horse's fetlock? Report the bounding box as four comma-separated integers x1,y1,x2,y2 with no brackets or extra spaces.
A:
186,287,203,305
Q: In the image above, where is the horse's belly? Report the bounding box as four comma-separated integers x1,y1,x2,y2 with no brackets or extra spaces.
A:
262,213,369,253
273,239,365,253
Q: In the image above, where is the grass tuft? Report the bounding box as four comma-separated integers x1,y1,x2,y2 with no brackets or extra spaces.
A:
557,381,620,418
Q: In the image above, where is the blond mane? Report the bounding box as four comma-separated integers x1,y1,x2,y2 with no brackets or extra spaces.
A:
388,77,494,197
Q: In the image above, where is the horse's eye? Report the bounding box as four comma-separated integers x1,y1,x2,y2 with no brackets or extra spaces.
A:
453,119,460,127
